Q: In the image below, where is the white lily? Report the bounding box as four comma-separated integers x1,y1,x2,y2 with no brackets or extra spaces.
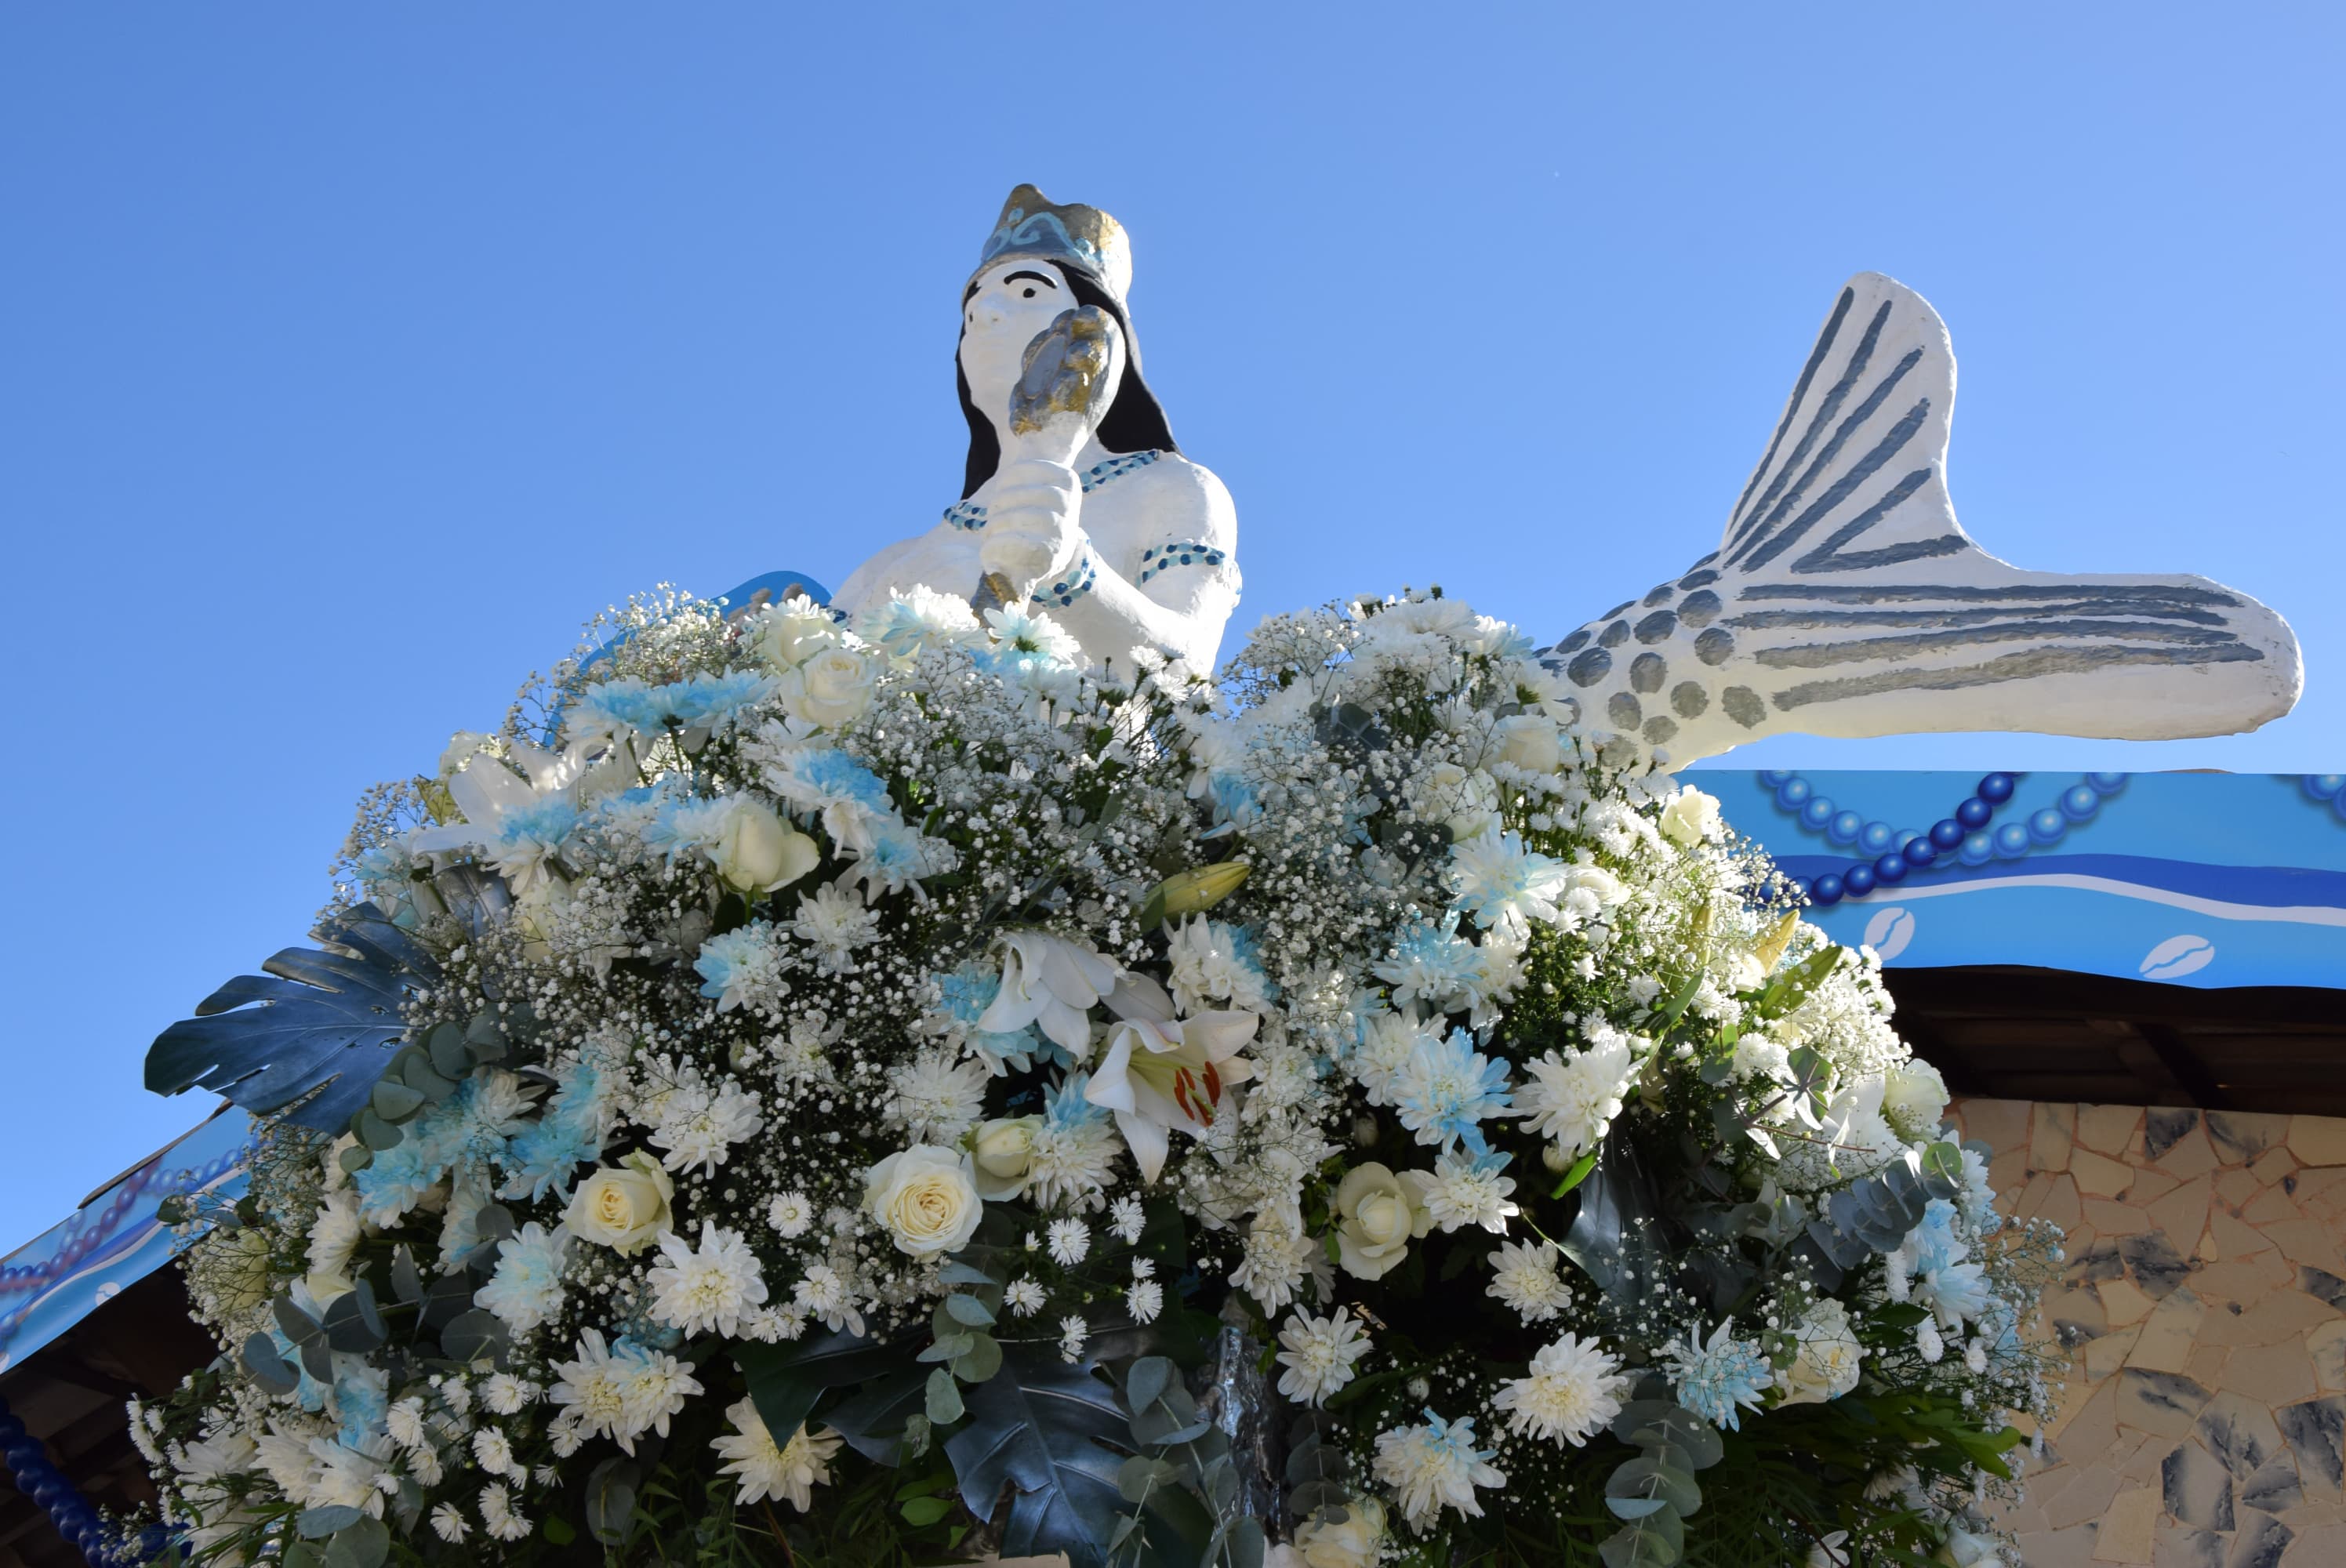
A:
405,738,635,895
974,932,1123,1058
1084,974,1259,1182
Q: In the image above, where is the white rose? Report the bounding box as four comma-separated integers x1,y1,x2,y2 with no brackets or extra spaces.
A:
1883,1059,1951,1134
969,1116,1041,1200
1424,763,1500,842
1776,1298,1865,1406
1658,786,1723,847
753,604,842,670
1493,713,1564,774
863,1145,983,1257
563,1151,674,1254
1293,1496,1386,1568
712,798,819,894
1331,1163,1433,1281
1565,865,1630,907
781,647,880,728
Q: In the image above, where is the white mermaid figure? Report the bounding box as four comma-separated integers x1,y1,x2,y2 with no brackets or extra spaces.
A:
808,191,2300,760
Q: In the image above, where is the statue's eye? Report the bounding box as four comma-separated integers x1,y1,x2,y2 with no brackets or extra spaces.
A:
1022,287,1037,298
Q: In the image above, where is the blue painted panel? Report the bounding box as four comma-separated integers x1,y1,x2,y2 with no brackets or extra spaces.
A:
1698,771,2346,989
0,1108,252,1373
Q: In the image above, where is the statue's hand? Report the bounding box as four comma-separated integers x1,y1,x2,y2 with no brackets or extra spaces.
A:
979,456,1084,603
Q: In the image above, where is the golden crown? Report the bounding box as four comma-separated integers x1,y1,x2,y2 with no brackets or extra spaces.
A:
974,184,1131,307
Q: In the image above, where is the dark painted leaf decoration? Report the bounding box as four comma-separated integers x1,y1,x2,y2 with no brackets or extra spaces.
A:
946,1338,1129,1568
144,903,439,1131
735,1327,902,1449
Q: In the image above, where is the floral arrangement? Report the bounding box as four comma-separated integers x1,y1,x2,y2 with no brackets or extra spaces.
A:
132,583,2058,1568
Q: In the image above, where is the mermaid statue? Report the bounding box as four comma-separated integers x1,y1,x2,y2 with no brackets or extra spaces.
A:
739,185,2302,760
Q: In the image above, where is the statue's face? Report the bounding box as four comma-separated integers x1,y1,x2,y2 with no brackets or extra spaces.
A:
960,259,1121,419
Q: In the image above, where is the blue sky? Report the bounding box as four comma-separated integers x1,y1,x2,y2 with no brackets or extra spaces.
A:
1,5,2338,1250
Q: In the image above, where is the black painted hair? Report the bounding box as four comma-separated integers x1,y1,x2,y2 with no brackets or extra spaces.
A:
957,266,1178,499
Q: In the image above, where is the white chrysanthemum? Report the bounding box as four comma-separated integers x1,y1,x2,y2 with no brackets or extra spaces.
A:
1487,1239,1572,1323
767,1017,839,1084
1371,1413,1506,1526
1058,1314,1089,1363
1352,1008,1447,1105
386,1397,429,1452
885,1051,991,1144
471,1427,521,1480
1493,1333,1628,1446
475,1222,571,1335
619,1348,703,1446
1513,1035,1635,1160
645,1073,764,1177
855,584,982,665
1004,1279,1047,1316
711,1396,841,1510
788,884,881,973
648,1225,770,1338
1127,1279,1164,1323
1232,1208,1320,1313
1047,1218,1091,1266
430,1502,468,1543
482,1374,532,1416
766,1191,813,1239
1026,1115,1122,1211
1445,832,1571,938
1420,1151,1520,1234
1108,1195,1146,1244
793,1261,866,1336
1275,1307,1373,1406
304,1188,365,1291
1165,917,1275,1015
480,1481,530,1542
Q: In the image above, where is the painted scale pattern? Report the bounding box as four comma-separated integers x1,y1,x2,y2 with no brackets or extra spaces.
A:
1535,274,2300,761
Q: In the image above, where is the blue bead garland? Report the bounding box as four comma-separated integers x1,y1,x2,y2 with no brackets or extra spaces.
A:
0,1393,177,1566
1763,770,2133,907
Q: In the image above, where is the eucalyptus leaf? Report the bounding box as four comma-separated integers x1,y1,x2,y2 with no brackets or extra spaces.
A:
441,1308,507,1365
426,1021,470,1079
272,1296,323,1348
584,1457,640,1547
369,1080,425,1122
1125,1355,1174,1416
943,1293,997,1328
926,1367,966,1425
319,1515,388,1568
952,1331,1004,1385
296,1506,364,1540
241,1333,299,1396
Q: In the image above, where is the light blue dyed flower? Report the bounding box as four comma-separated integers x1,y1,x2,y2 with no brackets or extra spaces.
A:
331,1359,390,1449
1390,1030,1513,1155
663,670,778,731
695,926,777,1011
1045,1070,1112,1131
1373,913,1483,1012
1206,771,1262,829
496,798,579,855
794,750,891,810
1661,1319,1773,1431
1917,1258,1992,1328
1905,1198,1966,1275
936,960,1044,1073
499,1061,610,1202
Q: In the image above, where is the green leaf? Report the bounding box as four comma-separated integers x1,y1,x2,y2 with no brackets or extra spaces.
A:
541,1512,576,1547
584,1457,639,1547
944,1293,997,1327
939,1260,998,1287
427,1021,470,1079
927,1367,966,1425
1605,1496,1669,1520
321,1279,387,1352
441,1308,507,1365
1598,1502,1684,1568
1549,1149,1600,1199
336,1145,372,1175
369,1080,426,1122
296,1505,365,1539
318,1515,389,1568
953,1331,1004,1385
900,1496,954,1527
1124,1355,1175,1415
272,1295,324,1348
242,1332,299,1396
826,1365,932,1465
354,1109,402,1151
921,1330,977,1363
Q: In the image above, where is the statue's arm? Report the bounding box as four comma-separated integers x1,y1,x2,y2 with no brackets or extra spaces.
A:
1052,459,1240,673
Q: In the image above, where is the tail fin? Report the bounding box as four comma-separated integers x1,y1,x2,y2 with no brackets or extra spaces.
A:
1542,274,2301,761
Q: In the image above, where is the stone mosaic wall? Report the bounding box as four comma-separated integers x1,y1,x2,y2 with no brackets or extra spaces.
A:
1948,1099,2346,1567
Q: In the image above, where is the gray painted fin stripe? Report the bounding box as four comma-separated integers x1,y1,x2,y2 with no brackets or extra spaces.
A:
1735,582,2244,608
1730,286,1855,543
1787,466,1936,572
1739,389,1929,573
1727,599,2235,630
1801,535,1971,573
1770,641,2267,711
1730,302,1894,554
1754,619,2245,669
